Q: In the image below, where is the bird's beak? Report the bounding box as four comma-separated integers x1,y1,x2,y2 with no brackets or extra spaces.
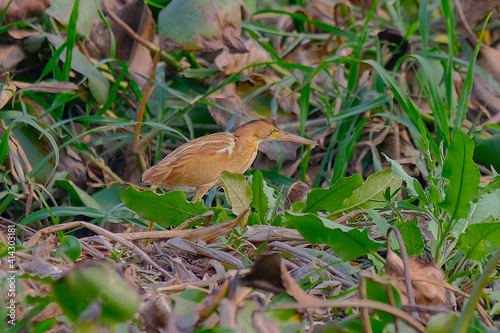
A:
275,131,317,148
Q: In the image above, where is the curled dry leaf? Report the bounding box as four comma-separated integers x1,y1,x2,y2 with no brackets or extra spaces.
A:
0,0,51,24
0,82,16,109
88,0,155,89
240,253,323,313
285,181,311,210
140,293,171,333
239,253,286,294
477,44,500,84
215,38,269,75
384,249,447,321
0,44,25,73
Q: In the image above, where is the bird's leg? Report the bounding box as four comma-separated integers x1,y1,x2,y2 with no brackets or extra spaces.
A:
192,186,212,202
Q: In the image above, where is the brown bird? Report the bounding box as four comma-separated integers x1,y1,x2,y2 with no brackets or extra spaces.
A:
141,119,316,201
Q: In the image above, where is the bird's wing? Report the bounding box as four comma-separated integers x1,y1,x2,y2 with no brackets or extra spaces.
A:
142,132,235,188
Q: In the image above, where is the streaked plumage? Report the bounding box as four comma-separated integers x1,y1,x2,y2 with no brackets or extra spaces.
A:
141,119,316,201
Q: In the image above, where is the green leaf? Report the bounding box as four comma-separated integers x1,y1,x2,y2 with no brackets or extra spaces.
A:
220,171,253,216
248,211,261,225
45,0,99,36
33,318,58,333
383,154,418,197
286,211,383,261
59,235,82,261
397,220,424,257
304,174,363,213
474,134,500,171
54,179,102,209
334,169,402,215
439,131,480,220
120,187,209,227
470,189,500,224
47,34,109,104
250,170,275,222
368,209,390,236
476,176,500,199
366,278,402,324
457,222,500,261
52,264,139,324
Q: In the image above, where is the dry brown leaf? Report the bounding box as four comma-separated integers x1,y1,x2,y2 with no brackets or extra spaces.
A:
239,253,285,293
0,44,25,73
0,0,51,24
140,293,171,333
285,181,311,210
384,250,447,321
215,38,268,75
13,81,79,94
0,81,16,109
478,44,500,84
87,0,154,89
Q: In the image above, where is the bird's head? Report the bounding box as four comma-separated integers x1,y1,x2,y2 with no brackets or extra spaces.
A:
235,119,316,147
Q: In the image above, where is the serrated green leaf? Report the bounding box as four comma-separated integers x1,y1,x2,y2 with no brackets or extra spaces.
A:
457,222,500,261
220,171,253,216
304,174,362,213
248,211,261,226
119,187,209,227
470,189,500,224
335,169,402,215
439,131,480,220
476,176,500,199
286,211,383,261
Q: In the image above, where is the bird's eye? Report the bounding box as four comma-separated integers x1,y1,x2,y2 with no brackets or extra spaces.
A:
270,129,276,135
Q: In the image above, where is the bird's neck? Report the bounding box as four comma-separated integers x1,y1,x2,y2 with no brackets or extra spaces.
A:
231,133,262,174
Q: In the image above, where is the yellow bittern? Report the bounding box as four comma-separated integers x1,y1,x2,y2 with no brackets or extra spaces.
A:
140,119,316,201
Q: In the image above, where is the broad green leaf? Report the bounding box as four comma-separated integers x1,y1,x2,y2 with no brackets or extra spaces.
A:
158,0,245,52
52,264,139,324
119,187,209,227
304,174,362,213
474,134,500,171
439,131,480,220
220,171,253,216
335,169,402,215
59,235,82,261
366,278,402,324
248,211,261,225
384,154,418,197
250,170,275,222
45,0,99,36
396,220,424,256
286,211,383,261
457,222,500,261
